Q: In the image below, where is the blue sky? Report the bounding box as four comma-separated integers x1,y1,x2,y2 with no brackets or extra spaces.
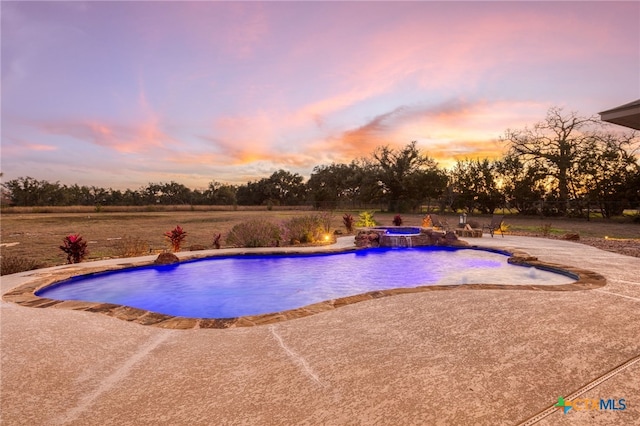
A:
2,1,638,189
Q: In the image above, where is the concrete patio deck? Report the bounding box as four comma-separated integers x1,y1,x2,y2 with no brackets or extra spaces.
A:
1,236,638,425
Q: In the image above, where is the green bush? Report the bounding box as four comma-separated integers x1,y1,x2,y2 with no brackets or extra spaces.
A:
284,214,325,244
355,211,377,227
226,219,282,247
1,255,42,275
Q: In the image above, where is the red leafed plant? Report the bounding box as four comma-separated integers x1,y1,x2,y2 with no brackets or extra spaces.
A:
59,234,89,264
165,225,187,252
392,214,403,226
343,213,355,233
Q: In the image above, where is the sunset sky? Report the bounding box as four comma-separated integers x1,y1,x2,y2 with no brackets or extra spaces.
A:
2,1,638,190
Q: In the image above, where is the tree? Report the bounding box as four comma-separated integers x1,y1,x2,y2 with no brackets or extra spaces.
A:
140,181,192,205
236,170,306,206
579,131,640,218
267,170,306,205
306,162,368,209
122,188,144,206
2,176,66,206
502,106,639,216
236,180,267,205
495,153,547,214
449,158,502,214
501,107,599,214
160,181,192,204
404,164,448,212
371,141,445,212
204,181,237,205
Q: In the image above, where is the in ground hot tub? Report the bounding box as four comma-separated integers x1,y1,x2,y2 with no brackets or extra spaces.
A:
374,226,422,236
370,226,425,247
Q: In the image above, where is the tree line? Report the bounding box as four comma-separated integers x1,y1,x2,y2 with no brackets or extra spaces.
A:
3,108,639,218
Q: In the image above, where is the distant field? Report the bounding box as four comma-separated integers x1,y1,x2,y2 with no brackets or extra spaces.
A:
1,207,639,272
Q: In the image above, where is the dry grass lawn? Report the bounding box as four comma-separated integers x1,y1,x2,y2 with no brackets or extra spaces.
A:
1,206,639,273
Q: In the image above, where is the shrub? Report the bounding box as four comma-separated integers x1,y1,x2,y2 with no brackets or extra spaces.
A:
355,211,377,227
343,213,355,233
213,233,221,249
500,222,510,234
1,255,42,275
318,210,334,233
538,223,553,237
284,214,325,244
59,234,88,264
164,225,187,252
226,219,282,247
112,236,149,258
392,214,403,226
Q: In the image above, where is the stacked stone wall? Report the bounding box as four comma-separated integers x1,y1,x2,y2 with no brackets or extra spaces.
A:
355,228,468,248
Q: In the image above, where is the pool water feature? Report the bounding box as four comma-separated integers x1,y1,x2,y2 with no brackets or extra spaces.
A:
37,247,576,319
385,235,413,247
375,226,422,247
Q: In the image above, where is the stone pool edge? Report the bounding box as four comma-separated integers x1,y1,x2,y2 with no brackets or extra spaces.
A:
1,246,606,330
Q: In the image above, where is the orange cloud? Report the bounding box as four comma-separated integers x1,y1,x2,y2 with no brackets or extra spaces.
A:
303,99,548,167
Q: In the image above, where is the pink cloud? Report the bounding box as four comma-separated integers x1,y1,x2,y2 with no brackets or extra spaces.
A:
27,143,57,151
142,3,636,173
192,96,549,174
206,114,276,161
3,1,635,189
310,3,630,97
295,89,382,126
0,138,58,156
34,119,172,154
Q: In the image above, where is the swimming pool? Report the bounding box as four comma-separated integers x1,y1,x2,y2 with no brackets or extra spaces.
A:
36,247,576,319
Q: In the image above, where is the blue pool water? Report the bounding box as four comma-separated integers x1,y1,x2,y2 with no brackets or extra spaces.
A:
37,247,575,318
375,226,422,235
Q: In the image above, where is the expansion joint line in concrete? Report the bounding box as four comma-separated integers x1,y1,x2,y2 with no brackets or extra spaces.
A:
594,288,640,302
517,353,640,425
51,332,172,425
269,325,326,388
613,279,640,286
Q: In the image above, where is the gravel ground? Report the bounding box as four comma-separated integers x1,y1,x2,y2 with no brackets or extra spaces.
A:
510,233,640,258
576,237,640,258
